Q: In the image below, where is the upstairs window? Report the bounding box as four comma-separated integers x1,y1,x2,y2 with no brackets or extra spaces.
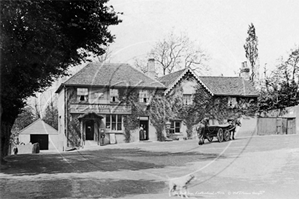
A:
228,97,237,108
139,90,149,103
183,94,193,105
110,89,119,103
77,88,88,102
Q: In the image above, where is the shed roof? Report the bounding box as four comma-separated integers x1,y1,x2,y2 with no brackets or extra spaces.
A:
18,119,58,135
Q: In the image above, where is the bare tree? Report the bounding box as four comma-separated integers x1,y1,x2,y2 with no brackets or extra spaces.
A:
32,99,42,119
133,58,149,74
43,100,58,130
135,31,209,76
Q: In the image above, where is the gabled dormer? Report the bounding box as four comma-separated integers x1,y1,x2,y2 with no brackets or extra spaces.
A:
157,68,213,104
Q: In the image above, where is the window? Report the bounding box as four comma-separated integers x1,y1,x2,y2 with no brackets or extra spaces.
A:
77,88,88,102
183,94,193,105
228,97,237,108
110,89,119,103
139,90,149,103
169,121,181,134
106,115,123,131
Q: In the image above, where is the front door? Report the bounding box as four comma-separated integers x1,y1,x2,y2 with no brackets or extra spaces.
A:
139,120,149,140
86,120,94,140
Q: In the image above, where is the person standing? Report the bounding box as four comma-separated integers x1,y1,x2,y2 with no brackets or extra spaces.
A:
139,125,144,140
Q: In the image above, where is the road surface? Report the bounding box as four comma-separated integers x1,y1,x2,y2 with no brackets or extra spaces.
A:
0,134,298,199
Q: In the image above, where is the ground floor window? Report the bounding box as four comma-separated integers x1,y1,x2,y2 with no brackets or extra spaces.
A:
106,115,123,131
170,121,181,134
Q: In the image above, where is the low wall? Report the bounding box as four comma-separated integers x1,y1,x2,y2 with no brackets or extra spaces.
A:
15,144,34,154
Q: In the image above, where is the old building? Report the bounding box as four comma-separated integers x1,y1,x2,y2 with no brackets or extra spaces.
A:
56,59,259,149
157,62,259,138
56,62,165,149
17,119,63,152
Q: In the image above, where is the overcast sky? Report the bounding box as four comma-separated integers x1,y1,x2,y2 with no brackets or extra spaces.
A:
108,0,299,76
29,0,299,112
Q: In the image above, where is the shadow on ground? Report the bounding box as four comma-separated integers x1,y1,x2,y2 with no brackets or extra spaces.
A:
1,148,224,176
0,178,166,199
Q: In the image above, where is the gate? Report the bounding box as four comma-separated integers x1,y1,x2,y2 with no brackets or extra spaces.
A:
257,117,296,135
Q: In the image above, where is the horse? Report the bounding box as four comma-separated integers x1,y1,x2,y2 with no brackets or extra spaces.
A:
196,118,210,145
227,118,242,140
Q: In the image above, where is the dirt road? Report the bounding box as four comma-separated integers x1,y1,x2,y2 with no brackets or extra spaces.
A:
0,134,298,199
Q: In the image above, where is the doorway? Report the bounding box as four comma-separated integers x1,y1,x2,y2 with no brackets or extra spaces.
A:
139,120,149,140
85,120,94,140
30,134,49,150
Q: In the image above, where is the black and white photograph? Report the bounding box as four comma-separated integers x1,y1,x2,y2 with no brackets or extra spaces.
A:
0,0,299,198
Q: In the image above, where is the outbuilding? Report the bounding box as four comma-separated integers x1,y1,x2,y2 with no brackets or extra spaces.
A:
18,119,63,151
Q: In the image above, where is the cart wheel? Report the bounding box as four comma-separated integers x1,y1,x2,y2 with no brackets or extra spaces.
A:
206,136,213,142
217,129,223,142
224,130,230,141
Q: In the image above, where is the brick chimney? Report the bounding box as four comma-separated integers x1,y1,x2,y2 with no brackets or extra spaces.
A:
240,61,250,80
146,58,157,79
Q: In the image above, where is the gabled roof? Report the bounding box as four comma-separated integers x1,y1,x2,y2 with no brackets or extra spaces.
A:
157,68,259,97
18,119,58,135
157,69,186,88
199,76,259,97
157,68,213,95
56,63,165,93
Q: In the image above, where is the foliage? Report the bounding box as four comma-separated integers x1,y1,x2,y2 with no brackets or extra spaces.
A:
193,85,258,125
11,106,36,132
0,0,121,157
134,31,209,76
258,47,299,112
65,87,81,148
43,101,58,130
67,114,81,148
148,94,182,141
244,23,259,82
119,88,141,143
10,106,36,144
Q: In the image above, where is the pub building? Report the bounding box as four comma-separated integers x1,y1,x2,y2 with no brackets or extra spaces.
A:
56,60,165,149
56,60,258,150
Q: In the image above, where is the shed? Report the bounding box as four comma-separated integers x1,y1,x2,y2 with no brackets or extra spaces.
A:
18,119,63,151
256,117,296,135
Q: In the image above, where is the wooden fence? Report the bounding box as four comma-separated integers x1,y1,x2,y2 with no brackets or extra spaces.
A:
257,117,296,135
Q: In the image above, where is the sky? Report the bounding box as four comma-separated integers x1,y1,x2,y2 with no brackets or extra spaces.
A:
28,0,299,114
108,0,299,76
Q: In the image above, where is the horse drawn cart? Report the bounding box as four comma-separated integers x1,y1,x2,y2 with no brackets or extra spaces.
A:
197,119,240,145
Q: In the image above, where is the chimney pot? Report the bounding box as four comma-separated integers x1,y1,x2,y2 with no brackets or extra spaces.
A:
240,61,250,80
146,58,157,79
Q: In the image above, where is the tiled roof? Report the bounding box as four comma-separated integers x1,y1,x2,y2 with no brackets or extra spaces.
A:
157,69,186,87
59,63,165,91
199,76,259,97
19,119,58,135
157,69,259,97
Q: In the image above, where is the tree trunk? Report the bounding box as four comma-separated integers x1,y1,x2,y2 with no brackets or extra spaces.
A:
1,120,13,163
1,106,18,164
186,126,193,139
